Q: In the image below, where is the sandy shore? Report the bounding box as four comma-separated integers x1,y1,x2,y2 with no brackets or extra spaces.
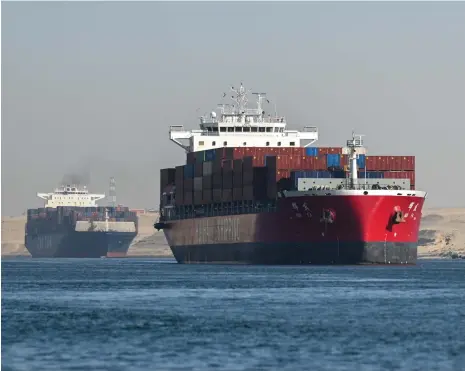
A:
2,208,464,259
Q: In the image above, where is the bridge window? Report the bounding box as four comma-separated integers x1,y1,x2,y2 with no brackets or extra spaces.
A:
266,142,270,146
266,127,272,132
199,141,204,146
251,127,258,132
223,141,227,146
227,127,234,132
243,142,247,146
259,127,265,132
275,128,280,132
278,142,281,146
212,141,216,146
235,127,242,132
243,127,250,132
290,142,295,146
220,127,226,132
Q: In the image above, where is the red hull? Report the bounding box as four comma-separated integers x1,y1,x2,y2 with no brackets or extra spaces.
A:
163,191,426,265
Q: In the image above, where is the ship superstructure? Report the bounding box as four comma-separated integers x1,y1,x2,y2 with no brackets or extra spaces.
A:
169,83,318,153
156,83,426,265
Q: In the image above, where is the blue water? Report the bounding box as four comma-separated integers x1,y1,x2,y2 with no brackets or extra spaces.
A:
2,258,465,371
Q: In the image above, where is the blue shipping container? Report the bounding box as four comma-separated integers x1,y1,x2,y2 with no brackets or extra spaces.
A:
327,154,341,168
357,154,366,169
332,170,346,178
358,171,384,179
184,164,195,179
305,147,319,157
205,149,216,161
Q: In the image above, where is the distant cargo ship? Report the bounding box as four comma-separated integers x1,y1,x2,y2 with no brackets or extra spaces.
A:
155,83,426,265
25,184,138,258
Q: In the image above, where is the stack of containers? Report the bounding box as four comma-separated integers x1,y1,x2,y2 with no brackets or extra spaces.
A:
212,158,223,202
183,163,194,205
222,159,233,202
174,166,184,205
202,160,213,204
159,168,176,199
233,159,243,201
193,162,203,205
365,155,415,189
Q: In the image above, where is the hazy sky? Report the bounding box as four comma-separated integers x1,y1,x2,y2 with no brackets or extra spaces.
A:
2,1,465,215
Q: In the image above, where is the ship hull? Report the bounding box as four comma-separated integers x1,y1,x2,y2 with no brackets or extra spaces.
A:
163,192,426,265
171,241,416,265
25,231,137,258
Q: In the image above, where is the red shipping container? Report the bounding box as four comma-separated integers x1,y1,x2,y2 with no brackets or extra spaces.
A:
383,171,416,186
300,156,315,170
314,156,327,170
276,155,290,170
252,155,265,167
276,169,290,182
318,147,343,155
232,148,245,159
288,155,301,170
244,147,258,157
290,147,305,156
277,147,292,155
402,156,415,171
367,156,388,171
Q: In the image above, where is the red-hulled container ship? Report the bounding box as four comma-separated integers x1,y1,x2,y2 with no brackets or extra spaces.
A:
155,83,427,264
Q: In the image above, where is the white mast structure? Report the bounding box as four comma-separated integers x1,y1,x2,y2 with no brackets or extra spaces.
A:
169,83,319,152
343,132,367,190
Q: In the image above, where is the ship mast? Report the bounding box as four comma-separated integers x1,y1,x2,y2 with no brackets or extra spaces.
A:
346,132,365,189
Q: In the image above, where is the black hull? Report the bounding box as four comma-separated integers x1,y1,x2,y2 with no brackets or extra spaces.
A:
25,231,137,258
170,241,418,265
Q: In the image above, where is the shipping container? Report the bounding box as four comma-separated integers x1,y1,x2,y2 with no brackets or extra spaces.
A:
233,159,243,172
326,154,341,168
175,190,184,206
233,187,243,201
186,152,196,165
222,169,233,189
223,159,233,171
184,178,194,192
317,147,343,155
184,191,193,205
175,165,184,183
194,191,203,205
194,162,203,177
202,189,212,204
305,147,319,157
213,189,222,202
313,156,327,170
212,173,222,189
193,177,203,191
232,148,245,159
202,175,212,190
357,154,366,169
300,156,315,169
383,171,415,185
205,149,216,161
195,150,206,163
288,155,302,170
252,155,265,167
233,170,243,188
203,161,213,176
357,171,384,179
223,147,234,160
184,164,195,179
276,169,290,182
222,189,233,202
